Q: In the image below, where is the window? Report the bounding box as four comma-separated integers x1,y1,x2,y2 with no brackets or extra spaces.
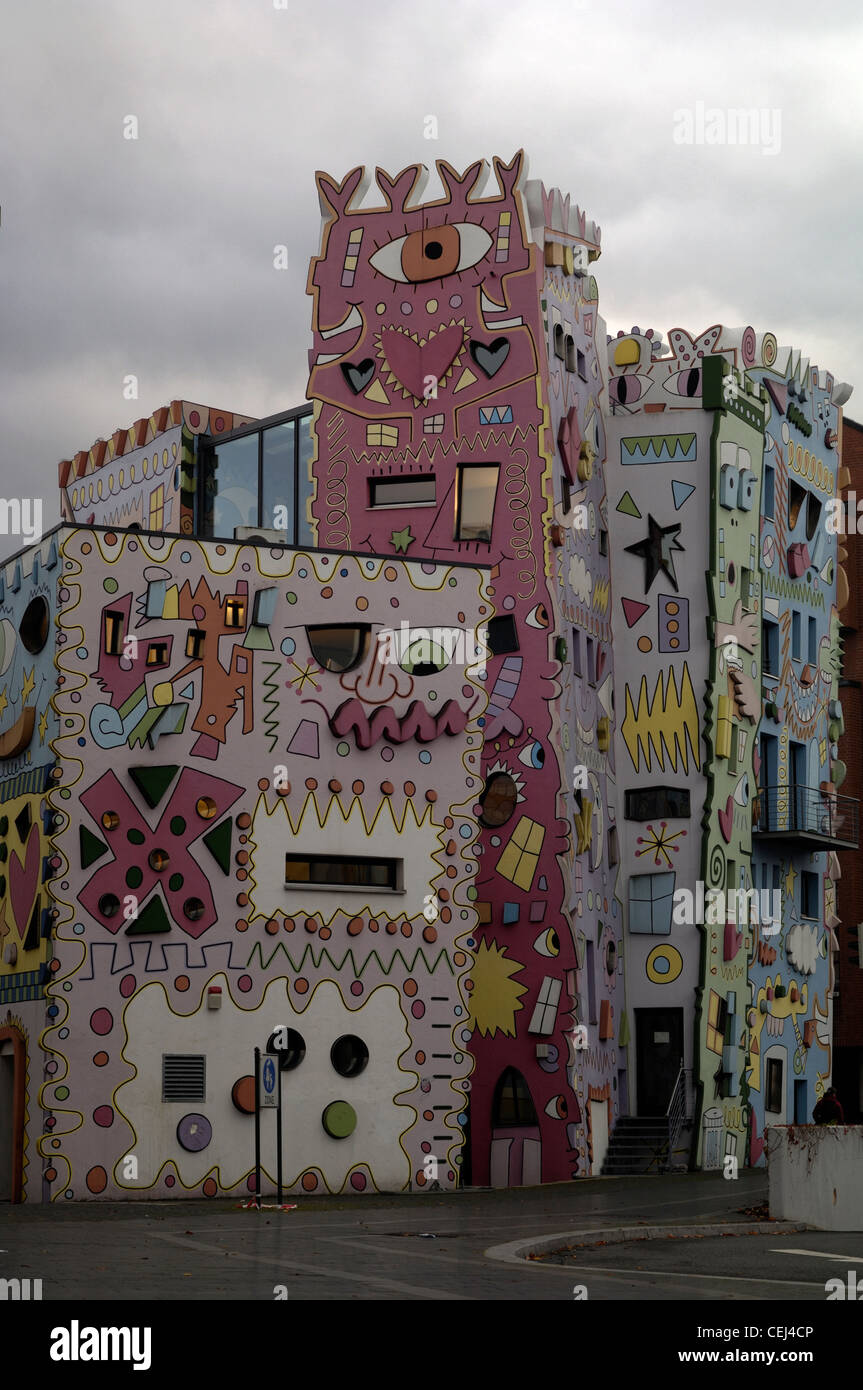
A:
495,816,544,891
306,624,370,673
808,616,817,665
788,480,806,530
20,597,50,654
199,406,314,546
791,610,801,661
186,629,205,659
553,323,565,361
763,465,775,519
370,475,436,507
801,871,819,919
492,1068,538,1126
162,1054,206,1103
741,568,754,608
561,474,571,515
577,348,587,380
267,1028,306,1071
211,433,259,534
706,991,728,1055
528,976,562,1034
330,1035,369,1077
762,620,779,676
766,1057,783,1114
146,642,169,666
624,787,691,820
285,854,401,891
565,335,576,373
478,772,519,828
599,529,608,557
261,420,296,537
628,872,675,934
571,628,582,677
608,825,619,866
806,492,822,541
585,940,597,1023
586,636,595,685
456,465,499,541
225,597,245,628
104,610,124,656
487,615,519,655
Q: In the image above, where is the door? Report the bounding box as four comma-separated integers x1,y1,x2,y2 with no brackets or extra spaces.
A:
794,1079,808,1125
0,1028,25,1203
636,1008,683,1115
790,740,806,831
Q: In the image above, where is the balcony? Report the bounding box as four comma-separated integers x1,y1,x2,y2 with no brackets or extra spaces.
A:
753,784,859,850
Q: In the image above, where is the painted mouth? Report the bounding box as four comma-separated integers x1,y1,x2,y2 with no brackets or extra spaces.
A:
0,706,35,760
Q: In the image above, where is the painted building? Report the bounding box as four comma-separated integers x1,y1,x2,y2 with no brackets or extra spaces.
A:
1,149,856,1201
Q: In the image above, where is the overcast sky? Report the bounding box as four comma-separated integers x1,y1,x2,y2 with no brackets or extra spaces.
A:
1,0,861,560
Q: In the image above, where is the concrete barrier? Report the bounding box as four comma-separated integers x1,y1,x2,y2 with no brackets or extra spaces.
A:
767,1125,863,1230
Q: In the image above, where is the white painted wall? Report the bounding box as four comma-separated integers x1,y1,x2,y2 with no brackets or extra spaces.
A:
767,1125,863,1230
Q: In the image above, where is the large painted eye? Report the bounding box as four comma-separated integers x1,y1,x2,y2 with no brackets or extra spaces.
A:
518,740,545,769
609,373,652,405
734,773,750,806
400,635,450,675
544,1094,569,1119
664,367,702,398
534,927,560,958
369,223,493,284
525,603,550,629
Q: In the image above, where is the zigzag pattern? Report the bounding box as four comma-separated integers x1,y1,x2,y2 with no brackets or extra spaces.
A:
621,665,700,774
244,941,460,978
260,660,281,753
351,422,538,470
762,570,826,609
592,575,610,615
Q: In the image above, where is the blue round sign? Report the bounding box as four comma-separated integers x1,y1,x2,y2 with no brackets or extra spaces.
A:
263,1057,276,1093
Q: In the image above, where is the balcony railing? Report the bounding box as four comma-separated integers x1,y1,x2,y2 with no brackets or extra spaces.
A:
753,783,859,850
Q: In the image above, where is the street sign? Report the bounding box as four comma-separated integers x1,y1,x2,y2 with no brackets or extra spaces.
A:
260,1054,278,1109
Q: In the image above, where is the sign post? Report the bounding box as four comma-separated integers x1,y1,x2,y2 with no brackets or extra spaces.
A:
253,1046,261,1211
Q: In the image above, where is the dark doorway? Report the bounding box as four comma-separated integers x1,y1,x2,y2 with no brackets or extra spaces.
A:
636,1008,683,1115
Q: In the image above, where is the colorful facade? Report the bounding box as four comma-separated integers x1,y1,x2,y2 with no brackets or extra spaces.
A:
0,149,856,1200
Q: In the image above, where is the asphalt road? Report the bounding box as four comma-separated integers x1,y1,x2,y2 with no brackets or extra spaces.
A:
2,1170,861,1300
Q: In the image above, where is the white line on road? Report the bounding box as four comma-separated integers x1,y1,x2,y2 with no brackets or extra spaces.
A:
770,1249,863,1262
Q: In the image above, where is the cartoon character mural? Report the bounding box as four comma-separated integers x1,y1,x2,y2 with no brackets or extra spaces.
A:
42,528,487,1198
305,153,624,1183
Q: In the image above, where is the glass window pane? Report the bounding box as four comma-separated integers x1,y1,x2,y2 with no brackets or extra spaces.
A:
306,625,370,672
457,466,499,540
297,413,315,547
261,421,295,538
211,434,259,536
371,476,436,506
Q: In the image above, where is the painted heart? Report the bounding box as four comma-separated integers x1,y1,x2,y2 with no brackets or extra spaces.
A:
9,825,40,941
470,337,510,378
718,795,734,843
380,325,464,401
340,359,375,395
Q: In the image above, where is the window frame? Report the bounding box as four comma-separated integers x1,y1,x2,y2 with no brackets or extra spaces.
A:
284,853,404,894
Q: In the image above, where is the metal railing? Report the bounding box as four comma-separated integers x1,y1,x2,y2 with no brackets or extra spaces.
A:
665,1064,692,1168
754,783,858,848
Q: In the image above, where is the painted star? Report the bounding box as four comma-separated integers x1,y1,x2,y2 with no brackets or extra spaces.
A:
784,863,797,898
38,708,49,743
20,667,35,702
391,526,415,554
288,660,322,694
624,514,684,592
635,821,687,868
0,686,7,717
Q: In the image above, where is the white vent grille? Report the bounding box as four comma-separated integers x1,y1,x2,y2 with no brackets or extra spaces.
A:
162,1054,206,1102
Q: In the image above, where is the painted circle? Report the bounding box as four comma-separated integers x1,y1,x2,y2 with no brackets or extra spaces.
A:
86,1166,108,1194
637,635,652,653
646,943,684,984
322,1100,357,1139
302,1171,318,1191
177,1113,212,1152
203,1177,218,1197
93,1105,114,1127
231,1076,256,1113
90,1008,113,1036
350,1171,367,1191
93,1051,109,1067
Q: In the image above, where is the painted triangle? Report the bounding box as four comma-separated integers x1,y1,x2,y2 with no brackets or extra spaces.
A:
621,598,650,628
129,764,180,809
80,825,109,870
616,491,641,518
202,817,233,875
671,480,696,511
125,892,172,935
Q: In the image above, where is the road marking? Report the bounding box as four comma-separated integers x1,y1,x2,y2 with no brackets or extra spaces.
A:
771,1248,863,1262
147,1229,472,1300
559,1264,827,1289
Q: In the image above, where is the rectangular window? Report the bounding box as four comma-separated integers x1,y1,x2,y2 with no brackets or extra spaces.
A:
762,620,779,676
628,872,675,935
455,464,499,542
577,348,587,380
763,466,775,519
260,420,295,539
741,567,754,608
561,474,571,515
146,642,169,667
766,1057,783,1114
808,616,817,665
599,529,608,557
608,825,619,866
528,976,562,1035
571,628,582,677
370,475,435,507
162,1054,206,1103
366,423,399,447
706,991,728,1054
801,871,819,919
225,597,245,628
624,787,691,820
285,854,401,891
487,615,519,655
586,635,595,685
585,941,597,1025
185,629,205,660
104,610,124,656
791,610,801,661
211,434,259,536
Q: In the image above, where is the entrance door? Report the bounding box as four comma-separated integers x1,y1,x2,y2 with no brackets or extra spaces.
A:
636,1008,683,1115
0,1028,25,1203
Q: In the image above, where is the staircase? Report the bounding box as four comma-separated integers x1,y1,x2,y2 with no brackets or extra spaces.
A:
600,1116,672,1175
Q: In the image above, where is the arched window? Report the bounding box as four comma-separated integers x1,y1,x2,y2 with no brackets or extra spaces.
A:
492,1067,538,1127
478,772,518,828
306,625,370,673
